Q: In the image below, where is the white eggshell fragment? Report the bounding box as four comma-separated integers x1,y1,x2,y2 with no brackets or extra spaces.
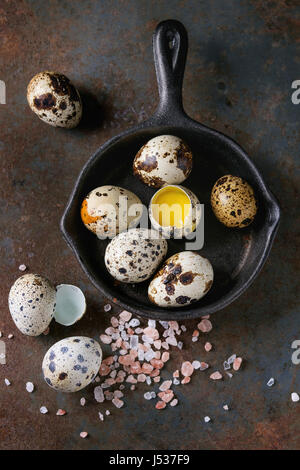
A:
42,336,102,393
105,228,168,283
133,135,193,188
54,284,86,326
148,251,214,308
27,71,82,128
8,274,56,336
81,185,143,238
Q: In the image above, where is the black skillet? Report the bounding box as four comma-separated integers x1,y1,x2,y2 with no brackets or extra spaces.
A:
61,19,280,321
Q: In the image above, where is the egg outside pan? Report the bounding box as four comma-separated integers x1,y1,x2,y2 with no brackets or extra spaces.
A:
211,175,258,228
42,336,102,393
54,284,86,326
148,251,214,308
133,135,193,188
149,184,201,238
8,274,56,336
27,71,82,128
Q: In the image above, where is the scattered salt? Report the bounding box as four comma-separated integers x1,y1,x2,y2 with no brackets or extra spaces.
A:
18,264,27,271
80,397,86,406
291,392,299,402
80,431,88,439
26,382,34,393
204,416,211,423
104,304,111,312
56,409,66,416
40,406,48,414
4,378,11,386
267,378,275,387
94,386,105,403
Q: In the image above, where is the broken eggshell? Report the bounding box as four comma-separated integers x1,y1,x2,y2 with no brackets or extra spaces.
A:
8,274,86,335
27,71,82,128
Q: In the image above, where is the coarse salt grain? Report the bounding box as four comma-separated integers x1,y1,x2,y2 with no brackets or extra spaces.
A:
291,392,299,402
181,361,194,377
4,378,11,386
204,342,212,352
223,404,229,411
181,325,187,332
119,311,132,322
267,378,275,387
56,409,66,416
105,410,110,416
233,357,242,371
112,397,124,408
40,406,48,414
210,371,222,380
26,382,34,393
192,360,200,370
104,304,111,312
99,412,104,421
94,386,105,403
170,398,178,407
159,380,172,392
8,334,13,339
80,431,88,439
19,264,27,271
198,319,212,333
100,334,112,344
80,397,86,406
155,401,166,410
204,416,211,423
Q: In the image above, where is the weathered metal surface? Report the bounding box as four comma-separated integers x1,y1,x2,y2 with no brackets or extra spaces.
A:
0,0,299,450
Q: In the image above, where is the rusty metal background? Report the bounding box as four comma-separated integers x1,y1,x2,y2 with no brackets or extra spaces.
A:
0,0,299,450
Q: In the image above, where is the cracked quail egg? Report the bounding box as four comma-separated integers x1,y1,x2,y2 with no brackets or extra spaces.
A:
133,135,193,188
8,274,56,336
211,175,257,228
8,275,87,335
81,185,143,238
27,71,82,128
148,251,214,308
105,228,168,283
42,336,102,393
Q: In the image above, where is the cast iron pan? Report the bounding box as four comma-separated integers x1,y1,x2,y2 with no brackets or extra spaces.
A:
61,19,280,321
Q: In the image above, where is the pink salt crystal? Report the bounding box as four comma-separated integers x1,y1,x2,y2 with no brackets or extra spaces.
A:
150,359,164,369
99,363,111,376
168,321,179,331
119,355,133,366
150,368,160,377
127,328,134,335
119,311,132,322
210,371,223,380
159,380,172,392
197,319,212,333
112,397,124,408
153,376,161,383
204,342,212,352
170,399,178,407
143,327,159,340
94,386,105,403
105,327,115,335
137,374,146,382
130,362,142,374
80,432,88,439
192,330,199,337
154,340,161,350
158,390,174,403
166,336,177,346
126,375,137,384
173,370,179,378
233,357,243,371
142,363,154,374
154,351,161,359
129,349,138,359
115,338,122,348
161,342,169,350
100,334,112,344
181,361,194,377
56,409,66,416
156,401,166,410
181,376,191,384
161,352,170,363
114,390,124,399
105,378,116,386
111,316,119,327
200,362,209,370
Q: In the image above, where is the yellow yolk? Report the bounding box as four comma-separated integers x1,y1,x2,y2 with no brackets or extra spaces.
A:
151,186,191,228
80,199,100,225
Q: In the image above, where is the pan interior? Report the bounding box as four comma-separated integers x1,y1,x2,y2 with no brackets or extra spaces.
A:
64,125,269,317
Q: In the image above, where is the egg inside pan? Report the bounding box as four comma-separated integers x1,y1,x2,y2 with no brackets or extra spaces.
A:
62,125,268,319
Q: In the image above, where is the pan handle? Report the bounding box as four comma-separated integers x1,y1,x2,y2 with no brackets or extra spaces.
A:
152,19,188,122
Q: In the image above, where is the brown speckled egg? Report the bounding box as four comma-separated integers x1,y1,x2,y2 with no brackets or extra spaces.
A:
211,175,257,228
27,72,82,128
133,135,193,188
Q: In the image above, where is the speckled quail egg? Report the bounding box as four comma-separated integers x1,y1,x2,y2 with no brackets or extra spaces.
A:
81,185,143,238
133,135,193,188
148,251,214,308
105,228,168,283
211,175,257,228
42,336,102,393
8,274,56,336
149,184,201,238
27,72,82,128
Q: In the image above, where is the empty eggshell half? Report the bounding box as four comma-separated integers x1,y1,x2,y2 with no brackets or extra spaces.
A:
54,284,86,326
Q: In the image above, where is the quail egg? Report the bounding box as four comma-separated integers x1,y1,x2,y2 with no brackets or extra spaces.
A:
8,274,56,336
27,71,82,128
8,275,87,335
133,135,193,188
81,186,143,238
211,175,257,228
42,336,102,393
148,251,214,308
105,228,168,283
149,184,201,238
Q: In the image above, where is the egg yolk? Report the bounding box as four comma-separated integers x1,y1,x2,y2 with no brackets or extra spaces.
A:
80,199,100,225
151,186,191,228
